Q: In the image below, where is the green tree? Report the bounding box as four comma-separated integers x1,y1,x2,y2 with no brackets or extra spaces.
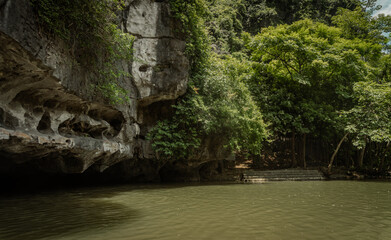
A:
148,1,267,164
328,81,391,172
340,82,391,168
240,0,359,34
332,4,391,50
204,0,360,53
241,0,278,34
206,0,246,53
378,54,391,82
248,19,381,167
148,55,267,162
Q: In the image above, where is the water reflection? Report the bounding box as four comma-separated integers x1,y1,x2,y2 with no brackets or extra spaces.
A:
0,187,140,240
0,181,390,240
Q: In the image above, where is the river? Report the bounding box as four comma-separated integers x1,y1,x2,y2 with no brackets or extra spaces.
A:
0,181,390,240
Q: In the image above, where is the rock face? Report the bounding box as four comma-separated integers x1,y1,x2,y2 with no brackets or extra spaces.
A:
126,0,189,106
0,0,191,182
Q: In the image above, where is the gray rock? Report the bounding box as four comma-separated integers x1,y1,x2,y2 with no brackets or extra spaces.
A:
0,0,231,183
126,0,189,107
126,0,177,38
132,38,188,106
0,0,188,177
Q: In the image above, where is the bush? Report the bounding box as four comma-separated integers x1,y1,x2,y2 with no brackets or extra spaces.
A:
148,54,267,161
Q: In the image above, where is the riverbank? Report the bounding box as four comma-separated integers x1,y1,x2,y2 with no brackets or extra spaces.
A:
2,164,391,194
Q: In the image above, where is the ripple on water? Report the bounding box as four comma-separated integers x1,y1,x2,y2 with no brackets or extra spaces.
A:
0,181,391,240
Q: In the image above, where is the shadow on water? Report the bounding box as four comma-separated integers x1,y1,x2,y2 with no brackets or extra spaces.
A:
0,182,243,240
0,180,390,240
0,188,140,240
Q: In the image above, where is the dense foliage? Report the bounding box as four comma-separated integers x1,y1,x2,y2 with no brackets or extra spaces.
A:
30,0,134,104
148,55,267,160
148,0,391,171
148,0,267,162
248,3,391,169
249,19,378,137
344,82,391,147
32,0,391,172
205,0,360,53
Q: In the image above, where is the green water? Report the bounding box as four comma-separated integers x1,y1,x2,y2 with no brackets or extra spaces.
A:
1,181,391,240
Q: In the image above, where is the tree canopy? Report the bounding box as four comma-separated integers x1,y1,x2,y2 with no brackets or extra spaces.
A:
151,0,391,172
248,19,380,138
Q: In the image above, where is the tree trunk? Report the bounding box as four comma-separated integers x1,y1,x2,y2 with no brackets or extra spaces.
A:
344,140,350,168
291,132,297,168
358,142,366,169
328,133,348,174
302,134,307,168
380,142,390,171
368,141,374,169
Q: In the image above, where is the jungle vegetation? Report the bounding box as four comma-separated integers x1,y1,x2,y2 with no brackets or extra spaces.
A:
149,0,391,174
31,0,391,173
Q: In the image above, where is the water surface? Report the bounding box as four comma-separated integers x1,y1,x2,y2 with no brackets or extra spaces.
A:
1,181,390,240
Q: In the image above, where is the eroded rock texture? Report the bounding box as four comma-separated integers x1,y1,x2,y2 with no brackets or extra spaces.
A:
0,0,189,181
126,0,188,106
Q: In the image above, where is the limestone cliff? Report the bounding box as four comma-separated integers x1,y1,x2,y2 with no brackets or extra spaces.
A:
0,0,192,182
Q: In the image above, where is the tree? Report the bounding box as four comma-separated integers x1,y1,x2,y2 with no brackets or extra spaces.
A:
248,19,381,167
378,54,391,82
204,0,361,54
241,0,278,34
332,4,391,51
341,82,391,169
148,54,268,162
206,0,246,53
148,1,268,164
